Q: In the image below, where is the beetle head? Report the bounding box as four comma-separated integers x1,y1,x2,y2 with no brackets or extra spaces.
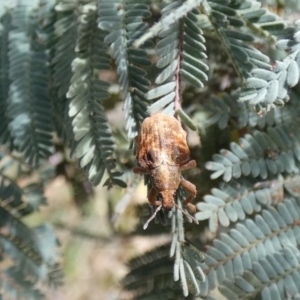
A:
158,190,176,210
143,190,199,230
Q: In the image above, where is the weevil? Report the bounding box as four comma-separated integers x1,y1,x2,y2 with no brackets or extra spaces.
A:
133,113,198,228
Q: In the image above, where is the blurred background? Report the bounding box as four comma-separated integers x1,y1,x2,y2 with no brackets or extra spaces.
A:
36,175,168,300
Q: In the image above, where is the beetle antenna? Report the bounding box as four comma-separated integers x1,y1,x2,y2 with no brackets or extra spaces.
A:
143,205,162,230
174,204,199,225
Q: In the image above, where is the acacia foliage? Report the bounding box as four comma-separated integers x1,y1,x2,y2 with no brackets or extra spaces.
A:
2,0,300,299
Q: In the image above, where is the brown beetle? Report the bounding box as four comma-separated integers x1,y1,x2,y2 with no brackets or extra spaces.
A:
133,113,198,228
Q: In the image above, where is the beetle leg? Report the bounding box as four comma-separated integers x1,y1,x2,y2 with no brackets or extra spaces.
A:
180,160,197,171
134,135,141,151
148,187,161,207
133,166,148,174
180,179,197,213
